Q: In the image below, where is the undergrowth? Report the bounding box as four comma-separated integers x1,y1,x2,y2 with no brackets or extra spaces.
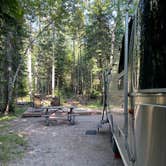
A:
0,107,27,165
0,133,27,165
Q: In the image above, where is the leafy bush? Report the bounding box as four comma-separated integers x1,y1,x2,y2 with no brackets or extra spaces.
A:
90,89,101,99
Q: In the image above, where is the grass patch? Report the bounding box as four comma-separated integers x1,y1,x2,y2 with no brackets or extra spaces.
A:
0,133,27,164
17,95,31,102
14,107,26,117
0,107,26,122
0,107,27,164
86,103,103,109
0,116,15,122
0,124,10,131
84,100,103,109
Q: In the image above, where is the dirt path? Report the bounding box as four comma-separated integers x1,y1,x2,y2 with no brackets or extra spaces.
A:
9,115,123,166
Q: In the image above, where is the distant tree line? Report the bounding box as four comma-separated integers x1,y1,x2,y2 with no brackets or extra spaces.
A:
0,0,127,113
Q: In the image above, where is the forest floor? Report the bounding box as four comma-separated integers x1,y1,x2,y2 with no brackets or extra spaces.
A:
3,114,124,166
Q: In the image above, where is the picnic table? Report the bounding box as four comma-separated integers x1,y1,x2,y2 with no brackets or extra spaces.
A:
41,106,78,126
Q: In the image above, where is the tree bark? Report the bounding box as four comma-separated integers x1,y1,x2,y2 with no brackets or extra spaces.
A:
11,20,54,98
5,32,13,114
27,47,33,101
52,29,55,97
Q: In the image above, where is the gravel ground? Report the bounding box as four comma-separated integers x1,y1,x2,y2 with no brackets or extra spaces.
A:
8,115,123,166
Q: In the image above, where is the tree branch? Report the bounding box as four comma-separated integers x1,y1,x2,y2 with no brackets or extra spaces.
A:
12,20,54,90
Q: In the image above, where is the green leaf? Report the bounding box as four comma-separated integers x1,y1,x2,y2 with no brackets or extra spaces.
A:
0,0,23,20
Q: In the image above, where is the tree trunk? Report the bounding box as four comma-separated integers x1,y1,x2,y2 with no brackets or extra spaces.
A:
5,32,13,114
34,61,38,94
52,29,55,97
27,47,33,101
110,29,115,65
71,38,77,95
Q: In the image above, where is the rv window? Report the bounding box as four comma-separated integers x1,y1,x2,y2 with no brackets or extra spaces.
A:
139,1,166,89
118,18,134,74
118,36,124,73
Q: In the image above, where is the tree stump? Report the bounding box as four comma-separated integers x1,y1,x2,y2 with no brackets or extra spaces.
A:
33,95,42,108
50,96,60,106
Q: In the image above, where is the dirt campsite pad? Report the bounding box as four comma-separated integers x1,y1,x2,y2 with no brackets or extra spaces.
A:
8,115,123,166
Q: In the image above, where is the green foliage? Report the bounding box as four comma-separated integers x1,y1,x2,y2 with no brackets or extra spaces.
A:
0,0,23,20
14,107,26,117
0,107,26,121
78,0,113,100
0,116,16,122
0,0,128,109
90,89,101,99
85,0,112,67
0,108,27,164
84,100,102,109
0,133,27,164
0,0,26,113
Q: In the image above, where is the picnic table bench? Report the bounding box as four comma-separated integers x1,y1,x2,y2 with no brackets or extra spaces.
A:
41,106,78,126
